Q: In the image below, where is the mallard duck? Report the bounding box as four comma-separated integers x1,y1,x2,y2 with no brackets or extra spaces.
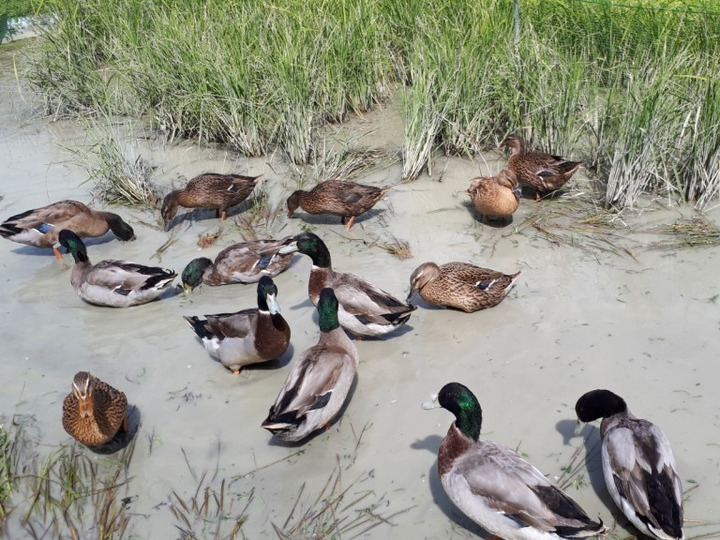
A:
262,288,358,442
499,134,582,199
0,200,135,259
62,371,128,447
161,172,264,229
286,180,391,229
407,262,520,312
184,276,291,373
466,169,521,222
575,390,683,540
58,229,177,307
423,382,607,540
181,237,294,292
279,232,416,337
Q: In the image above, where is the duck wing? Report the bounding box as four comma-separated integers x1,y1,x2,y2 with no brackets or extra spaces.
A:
265,343,350,426
332,272,414,324
1,200,87,238
87,260,176,294
201,309,258,339
455,442,604,536
604,420,683,538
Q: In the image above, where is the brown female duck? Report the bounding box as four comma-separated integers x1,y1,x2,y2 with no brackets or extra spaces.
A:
181,237,294,292
62,371,128,447
161,173,264,229
279,232,415,337
286,180,390,229
407,261,520,312
466,169,521,222
184,276,291,373
499,134,582,199
0,200,135,259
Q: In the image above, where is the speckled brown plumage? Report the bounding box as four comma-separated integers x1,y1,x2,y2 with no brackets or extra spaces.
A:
62,372,128,447
466,169,521,222
499,135,582,199
161,173,264,227
408,262,520,313
286,181,390,228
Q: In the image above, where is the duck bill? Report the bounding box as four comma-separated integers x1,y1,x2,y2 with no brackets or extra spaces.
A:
574,419,587,437
421,393,440,410
78,397,93,418
278,241,298,255
406,289,418,305
266,293,281,314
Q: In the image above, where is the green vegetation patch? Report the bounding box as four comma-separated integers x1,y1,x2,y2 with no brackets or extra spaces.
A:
26,0,720,208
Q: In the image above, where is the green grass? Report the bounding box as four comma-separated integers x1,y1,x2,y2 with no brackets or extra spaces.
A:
26,0,720,208
0,415,134,539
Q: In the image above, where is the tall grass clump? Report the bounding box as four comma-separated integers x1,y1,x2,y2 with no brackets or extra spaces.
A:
0,415,135,539
31,0,393,164
28,0,720,207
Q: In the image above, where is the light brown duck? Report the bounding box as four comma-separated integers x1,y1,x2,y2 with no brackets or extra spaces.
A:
466,169,521,222
407,261,520,312
62,371,128,447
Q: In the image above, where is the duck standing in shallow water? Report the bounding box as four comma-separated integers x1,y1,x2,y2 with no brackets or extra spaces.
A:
0,200,135,259
62,371,128,447
279,232,416,337
423,382,607,540
262,288,358,442
575,389,684,540
407,261,520,312
161,172,264,229
184,276,291,373
58,229,177,307
180,237,294,292
466,169,521,223
286,180,391,229
499,134,582,200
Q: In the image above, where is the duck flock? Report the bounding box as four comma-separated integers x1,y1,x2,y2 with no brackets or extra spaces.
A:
0,134,685,540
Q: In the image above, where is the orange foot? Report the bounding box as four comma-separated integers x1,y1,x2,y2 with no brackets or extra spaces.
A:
220,210,227,221
345,216,356,229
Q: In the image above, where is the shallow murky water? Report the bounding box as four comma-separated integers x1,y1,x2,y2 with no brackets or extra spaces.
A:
1,39,719,539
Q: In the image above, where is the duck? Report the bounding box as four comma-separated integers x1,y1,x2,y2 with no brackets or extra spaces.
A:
407,261,520,312
58,229,177,307
180,237,294,292
183,276,291,373
466,168,521,222
286,180,391,229
499,134,582,199
423,382,608,540
62,371,128,447
575,389,684,540
161,172,264,229
0,200,135,259
262,287,358,442
279,232,416,337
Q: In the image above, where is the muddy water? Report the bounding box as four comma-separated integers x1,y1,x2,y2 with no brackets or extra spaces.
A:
1,40,719,539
